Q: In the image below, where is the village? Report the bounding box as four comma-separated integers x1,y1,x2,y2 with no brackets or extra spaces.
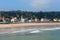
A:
0,15,60,23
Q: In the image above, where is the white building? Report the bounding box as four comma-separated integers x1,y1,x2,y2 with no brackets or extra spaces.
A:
35,18,38,22
20,16,25,23
40,18,50,22
11,17,17,23
53,18,58,22
28,20,32,22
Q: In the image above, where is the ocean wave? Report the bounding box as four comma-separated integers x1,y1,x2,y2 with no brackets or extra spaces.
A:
40,27,60,31
29,30,41,33
0,27,60,34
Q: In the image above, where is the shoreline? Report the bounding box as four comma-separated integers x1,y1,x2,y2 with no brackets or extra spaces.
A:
0,23,60,28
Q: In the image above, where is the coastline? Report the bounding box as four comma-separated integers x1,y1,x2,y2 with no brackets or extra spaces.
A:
0,23,60,28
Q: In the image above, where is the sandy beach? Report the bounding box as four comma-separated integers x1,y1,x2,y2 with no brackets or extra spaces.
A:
0,23,60,28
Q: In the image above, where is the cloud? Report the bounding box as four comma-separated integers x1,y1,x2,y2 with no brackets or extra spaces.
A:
30,0,51,9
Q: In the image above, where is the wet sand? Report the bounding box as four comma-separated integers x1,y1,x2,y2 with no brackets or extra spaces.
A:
0,23,60,28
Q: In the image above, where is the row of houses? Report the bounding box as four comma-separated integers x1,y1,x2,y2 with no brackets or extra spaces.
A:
0,16,60,23
10,16,60,23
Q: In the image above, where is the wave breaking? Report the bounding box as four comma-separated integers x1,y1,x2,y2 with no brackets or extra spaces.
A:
0,26,60,34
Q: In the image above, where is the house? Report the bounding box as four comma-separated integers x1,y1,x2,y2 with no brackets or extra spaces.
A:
58,19,60,22
40,18,50,22
53,18,58,22
30,18,35,22
21,18,25,23
0,16,6,22
28,20,32,22
20,16,25,23
35,18,38,22
28,17,39,22
11,17,17,23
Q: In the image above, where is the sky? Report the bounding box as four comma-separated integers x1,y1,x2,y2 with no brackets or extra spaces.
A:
0,0,60,11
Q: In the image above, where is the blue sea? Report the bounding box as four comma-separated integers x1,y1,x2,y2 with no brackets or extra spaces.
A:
0,26,60,40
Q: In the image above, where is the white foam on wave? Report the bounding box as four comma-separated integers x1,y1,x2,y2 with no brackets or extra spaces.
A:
30,30,41,33
11,29,37,33
40,27,60,31
0,29,35,34
11,31,23,33
29,27,60,34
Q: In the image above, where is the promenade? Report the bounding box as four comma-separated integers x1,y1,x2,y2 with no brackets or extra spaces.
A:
0,23,60,28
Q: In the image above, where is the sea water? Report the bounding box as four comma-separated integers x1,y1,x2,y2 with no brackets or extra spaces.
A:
0,26,60,40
